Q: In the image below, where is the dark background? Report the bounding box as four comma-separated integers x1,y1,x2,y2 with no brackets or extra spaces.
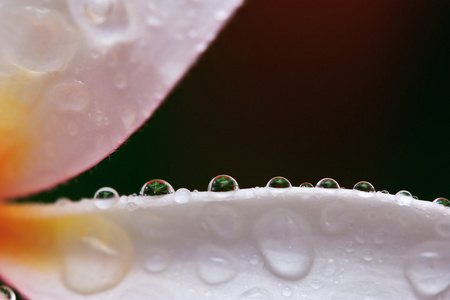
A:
19,1,450,202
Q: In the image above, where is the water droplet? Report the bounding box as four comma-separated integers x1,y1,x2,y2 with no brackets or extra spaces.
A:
254,209,314,280
47,81,91,112
174,188,191,204
353,181,375,193
362,250,374,262
266,176,291,189
196,247,237,285
84,0,113,24
281,286,293,297
93,187,118,209
249,254,260,266
405,241,450,297
60,217,133,295
239,288,273,300
412,195,419,200
0,285,15,300
380,190,390,194
67,120,79,136
145,250,170,273
140,179,174,196
203,204,242,242
316,178,340,189
434,197,450,207
396,190,412,197
300,182,313,188
0,6,78,73
323,258,337,276
311,279,323,290
208,175,238,192
372,228,389,245
114,72,128,89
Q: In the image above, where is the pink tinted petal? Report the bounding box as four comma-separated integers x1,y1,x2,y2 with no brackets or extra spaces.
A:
0,0,243,198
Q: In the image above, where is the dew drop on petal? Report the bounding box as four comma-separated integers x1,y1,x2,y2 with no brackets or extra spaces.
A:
266,176,291,189
254,209,314,280
316,178,340,189
434,197,450,207
353,181,375,193
174,188,191,204
208,175,239,192
405,241,450,297
144,250,170,274
140,179,174,196
281,286,293,297
196,247,238,285
300,182,313,188
0,285,16,300
380,190,390,194
94,187,119,199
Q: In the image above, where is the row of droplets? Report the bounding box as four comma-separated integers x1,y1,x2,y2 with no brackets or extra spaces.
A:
0,285,15,300
92,175,450,207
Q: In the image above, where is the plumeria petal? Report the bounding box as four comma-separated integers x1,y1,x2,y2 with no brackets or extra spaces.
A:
0,0,243,198
1,188,450,299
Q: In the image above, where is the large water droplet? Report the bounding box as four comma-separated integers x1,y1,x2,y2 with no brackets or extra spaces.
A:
434,197,450,207
0,6,78,72
353,181,375,193
196,247,238,285
84,0,113,24
140,179,174,196
145,250,170,274
208,175,239,192
239,288,273,300
59,217,133,295
405,241,450,297
0,286,15,300
94,187,119,209
316,178,340,189
266,176,291,189
254,209,314,280
174,188,191,204
202,203,242,242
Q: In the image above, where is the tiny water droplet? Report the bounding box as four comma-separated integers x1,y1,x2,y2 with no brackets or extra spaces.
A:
208,175,238,192
266,176,291,188
249,254,260,265
196,247,237,285
84,0,113,24
145,250,170,273
362,250,374,262
412,195,419,200
140,179,174,196
434,197,450,207
114,72,128,89
281,286,293,297
0,285,15,300
380,190,389,194
353,181,375,193
300,182,313,188
396,190,412,197
239,288,273,300
311,279,323,290
174,188,191,204
316,178,340,189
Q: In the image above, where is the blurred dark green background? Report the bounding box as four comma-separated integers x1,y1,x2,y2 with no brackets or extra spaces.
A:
20,0,450,203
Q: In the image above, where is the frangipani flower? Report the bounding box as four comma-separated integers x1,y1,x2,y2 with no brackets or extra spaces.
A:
1,1,450,300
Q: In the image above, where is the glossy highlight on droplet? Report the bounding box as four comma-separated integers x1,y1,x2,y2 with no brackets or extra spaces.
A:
0,285,15,300
300,182,313,188
266,176,291,188
140,179,174,196
353,181,375,193
434,197,450,207
208,175,238,192
316,178,340,189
